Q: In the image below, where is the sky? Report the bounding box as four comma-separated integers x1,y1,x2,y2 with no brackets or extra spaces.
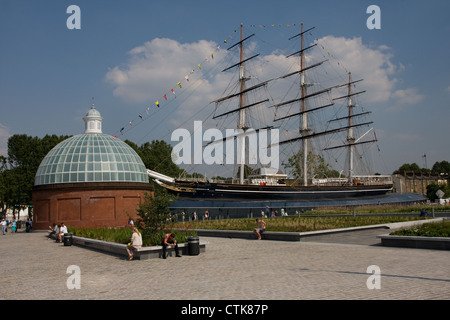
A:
1,0,449,177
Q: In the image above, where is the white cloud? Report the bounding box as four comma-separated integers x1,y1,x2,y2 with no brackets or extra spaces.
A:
105,35,424,138
311,36,400,104
105,38,225,104
391,88,425,105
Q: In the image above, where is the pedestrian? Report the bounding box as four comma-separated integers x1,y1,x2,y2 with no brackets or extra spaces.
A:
161,232,181,258
1,219,6,235
253,219,266,240
11,219,17,235
126,227,143,261
25,218,32,232
264,206,270,218
204,209,209,221
58,223,68,243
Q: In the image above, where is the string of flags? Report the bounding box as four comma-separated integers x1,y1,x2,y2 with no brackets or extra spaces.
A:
115,24,301,137
249,23,300,29
116,34,240,137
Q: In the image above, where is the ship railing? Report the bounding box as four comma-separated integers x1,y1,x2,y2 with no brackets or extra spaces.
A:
312,175,393,186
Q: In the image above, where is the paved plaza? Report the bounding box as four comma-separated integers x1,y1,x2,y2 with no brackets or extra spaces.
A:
0,227,449,301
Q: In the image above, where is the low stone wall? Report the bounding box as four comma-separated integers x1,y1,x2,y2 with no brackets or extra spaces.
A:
377,234,450,250
193,229,301,241
71,235,206,260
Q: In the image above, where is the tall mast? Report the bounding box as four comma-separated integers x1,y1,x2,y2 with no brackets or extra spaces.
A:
238,23,246,184
347,72,355,184
299,23,310,186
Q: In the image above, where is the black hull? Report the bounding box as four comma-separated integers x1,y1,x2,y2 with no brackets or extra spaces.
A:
161,180,393,201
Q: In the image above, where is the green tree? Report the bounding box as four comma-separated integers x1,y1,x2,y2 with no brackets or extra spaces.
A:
1,134,69,215
135,189,177,243
394,163,421,174
431,161,450,174
284,150,340,181
426,182,450,202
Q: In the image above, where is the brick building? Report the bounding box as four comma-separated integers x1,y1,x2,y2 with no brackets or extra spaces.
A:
32,104,152,229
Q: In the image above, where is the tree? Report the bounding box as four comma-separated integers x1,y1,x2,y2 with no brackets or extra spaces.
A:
284,150,340,181
426,182,450,202
393,163,422,174
0,134,69,215
135,188,177,243
431,161,450,174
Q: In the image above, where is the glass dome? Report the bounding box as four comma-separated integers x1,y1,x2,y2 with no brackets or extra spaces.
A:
35,133,149,185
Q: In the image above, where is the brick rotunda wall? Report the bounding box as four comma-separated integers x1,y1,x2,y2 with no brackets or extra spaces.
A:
32,182,153,229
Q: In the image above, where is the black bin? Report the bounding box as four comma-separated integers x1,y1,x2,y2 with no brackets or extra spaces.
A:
188,236,200,255
63,233,73,246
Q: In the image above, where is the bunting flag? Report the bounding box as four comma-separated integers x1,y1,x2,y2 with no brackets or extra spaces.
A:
249,23,299,29
115,26,266,136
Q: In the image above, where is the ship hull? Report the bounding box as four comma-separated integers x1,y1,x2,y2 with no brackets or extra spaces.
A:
159,180,393,201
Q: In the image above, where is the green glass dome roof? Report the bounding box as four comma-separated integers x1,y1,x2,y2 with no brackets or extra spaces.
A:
34,134,149,185
34,105,149,186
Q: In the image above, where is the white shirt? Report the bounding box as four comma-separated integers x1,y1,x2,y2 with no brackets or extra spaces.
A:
60,225,68,234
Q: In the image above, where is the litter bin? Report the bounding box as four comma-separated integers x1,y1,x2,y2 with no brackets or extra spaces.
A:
188,236,200,255
63,233,73,246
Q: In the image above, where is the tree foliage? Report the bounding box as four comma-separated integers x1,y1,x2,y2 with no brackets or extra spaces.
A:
0,134,70,217
426,182,450,202
284,150,340,181
134,188,178,244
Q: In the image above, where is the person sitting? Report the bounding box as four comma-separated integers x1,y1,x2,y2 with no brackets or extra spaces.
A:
58,223,68,243
126,227,143,261
47,223,57,240
161,232,181,258
253,219,266,240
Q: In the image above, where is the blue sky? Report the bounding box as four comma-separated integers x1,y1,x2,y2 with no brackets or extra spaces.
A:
1,0,449,176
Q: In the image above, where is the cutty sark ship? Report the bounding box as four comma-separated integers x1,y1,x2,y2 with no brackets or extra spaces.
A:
147,24,393,200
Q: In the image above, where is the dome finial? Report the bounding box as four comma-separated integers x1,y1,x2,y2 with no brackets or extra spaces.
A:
83,101,103,134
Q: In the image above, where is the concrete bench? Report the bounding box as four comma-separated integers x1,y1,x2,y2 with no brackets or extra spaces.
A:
70,235,206,260
192,229,301,241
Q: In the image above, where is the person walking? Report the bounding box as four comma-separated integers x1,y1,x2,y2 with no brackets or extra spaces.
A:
1,219,6,235
11,219,17,235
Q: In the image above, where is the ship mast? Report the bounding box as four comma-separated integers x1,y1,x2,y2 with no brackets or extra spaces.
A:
212,24,268,185
299,23,310,186
347,72,355,184
238,24,247,184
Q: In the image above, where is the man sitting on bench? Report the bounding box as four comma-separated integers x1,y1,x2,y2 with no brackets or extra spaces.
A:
161,232,181,258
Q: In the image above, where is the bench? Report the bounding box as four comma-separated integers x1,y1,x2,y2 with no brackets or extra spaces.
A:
69,235,206,260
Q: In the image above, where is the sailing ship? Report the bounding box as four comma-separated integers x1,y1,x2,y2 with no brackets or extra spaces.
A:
147,24,393,201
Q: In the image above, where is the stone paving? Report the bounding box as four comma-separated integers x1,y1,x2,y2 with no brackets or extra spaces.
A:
0,228,449,301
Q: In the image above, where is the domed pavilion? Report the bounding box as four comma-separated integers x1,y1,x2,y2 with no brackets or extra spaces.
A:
32,104,152,229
